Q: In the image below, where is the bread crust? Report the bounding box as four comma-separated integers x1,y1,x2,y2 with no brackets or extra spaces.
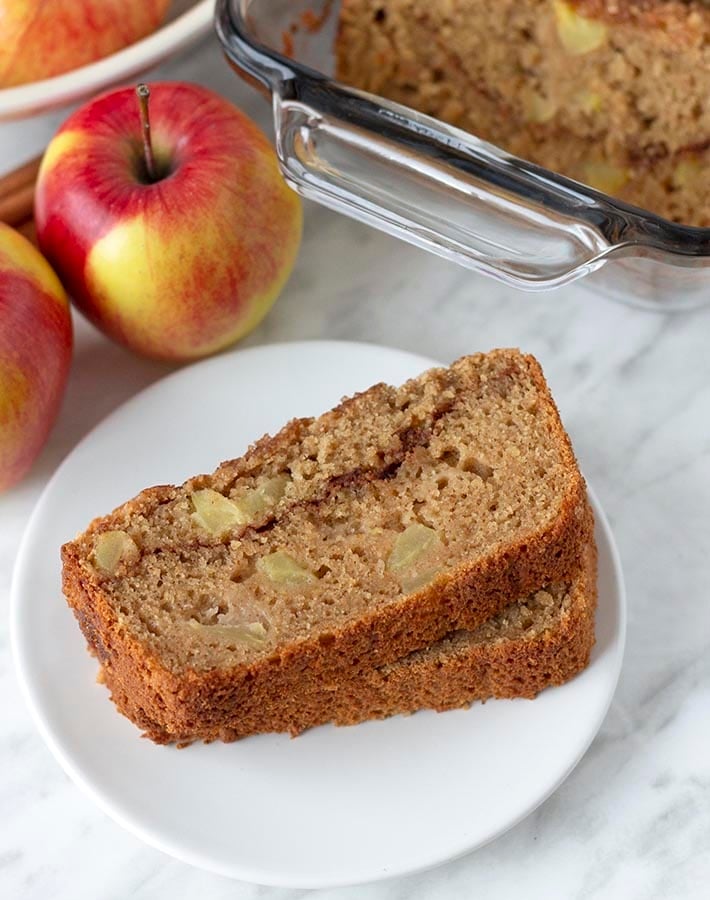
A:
62,351,590,743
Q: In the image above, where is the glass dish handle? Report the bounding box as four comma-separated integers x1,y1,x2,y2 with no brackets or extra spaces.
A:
272,78,626,290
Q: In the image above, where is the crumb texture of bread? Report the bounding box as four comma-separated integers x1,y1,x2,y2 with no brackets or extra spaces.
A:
62,349,590,743
336,0,710,226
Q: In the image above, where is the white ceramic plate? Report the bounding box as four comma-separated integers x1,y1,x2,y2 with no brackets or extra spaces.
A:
0,1,213,121
11,341,626,888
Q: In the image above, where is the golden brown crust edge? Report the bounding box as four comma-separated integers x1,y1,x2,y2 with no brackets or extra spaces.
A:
61,351,590,743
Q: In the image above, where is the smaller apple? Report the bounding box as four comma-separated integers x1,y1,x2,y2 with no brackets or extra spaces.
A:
0,223,72,492
35,82,302,361
0,0,171,88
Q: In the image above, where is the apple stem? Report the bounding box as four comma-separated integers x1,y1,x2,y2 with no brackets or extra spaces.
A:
136,83,157,183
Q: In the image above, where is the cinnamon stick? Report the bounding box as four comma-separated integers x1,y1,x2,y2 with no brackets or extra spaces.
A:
0,182,35,227
0,154,42,231
0,155,41,199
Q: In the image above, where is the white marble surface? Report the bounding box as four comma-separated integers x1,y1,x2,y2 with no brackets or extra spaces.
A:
2,32,710,900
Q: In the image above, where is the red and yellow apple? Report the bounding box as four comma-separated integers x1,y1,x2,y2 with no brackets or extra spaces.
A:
0,223,72,493
0,0,171,88
35,81,303,361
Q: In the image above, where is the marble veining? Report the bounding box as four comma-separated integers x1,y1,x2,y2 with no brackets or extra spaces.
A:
2,34,709,900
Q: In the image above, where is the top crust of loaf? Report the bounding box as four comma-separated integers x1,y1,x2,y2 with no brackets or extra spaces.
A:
61,349,590,742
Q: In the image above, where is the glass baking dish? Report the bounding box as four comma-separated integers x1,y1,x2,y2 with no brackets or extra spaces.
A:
215,0,710,310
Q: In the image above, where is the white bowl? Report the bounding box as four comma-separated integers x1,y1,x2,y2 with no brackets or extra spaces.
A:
0,0,214,121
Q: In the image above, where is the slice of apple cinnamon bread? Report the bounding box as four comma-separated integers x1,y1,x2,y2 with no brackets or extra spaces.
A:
61,349,589,743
